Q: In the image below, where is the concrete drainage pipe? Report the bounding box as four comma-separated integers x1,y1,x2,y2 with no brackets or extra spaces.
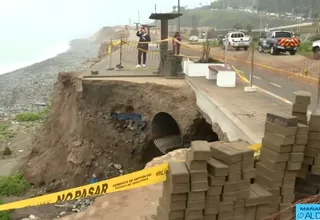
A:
151,112,183,154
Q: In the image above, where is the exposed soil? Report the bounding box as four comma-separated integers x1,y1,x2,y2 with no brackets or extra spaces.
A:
22,72,221,190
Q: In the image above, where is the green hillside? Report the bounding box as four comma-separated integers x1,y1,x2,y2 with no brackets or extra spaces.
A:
170,8,297,29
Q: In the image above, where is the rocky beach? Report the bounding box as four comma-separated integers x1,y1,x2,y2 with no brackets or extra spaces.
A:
0,39,100,116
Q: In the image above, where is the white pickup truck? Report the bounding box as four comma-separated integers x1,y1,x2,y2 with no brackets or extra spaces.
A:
222,32,251,51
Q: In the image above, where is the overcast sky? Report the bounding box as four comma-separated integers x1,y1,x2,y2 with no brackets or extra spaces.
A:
0,0,211,40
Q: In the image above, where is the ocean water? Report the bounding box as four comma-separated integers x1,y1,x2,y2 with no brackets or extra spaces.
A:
0,40,71,75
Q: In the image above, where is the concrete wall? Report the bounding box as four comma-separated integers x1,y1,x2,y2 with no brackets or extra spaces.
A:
186,79,261,144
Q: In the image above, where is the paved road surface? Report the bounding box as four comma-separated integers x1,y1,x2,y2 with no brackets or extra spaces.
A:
180,46,318,110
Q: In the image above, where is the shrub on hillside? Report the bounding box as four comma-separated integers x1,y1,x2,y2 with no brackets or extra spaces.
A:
0,173,31,196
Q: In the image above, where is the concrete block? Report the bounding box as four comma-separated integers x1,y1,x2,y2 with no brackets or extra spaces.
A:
207,186,223,196
190,170,208,182
218,211,233,219
229,162,242,172
238,180,251,190
234,199,245,208
267,188,280,196
188,191,206,201
281,194,295,203
187,200,205,210
262,137,292,153
186,160,207,171
264,131,295,145
266,112,298,127
242,168,256,180
279,203,291,211
287,161,302,170
159,196,187,211
314,157,320,167
292,103,308,113
204,206,219,215
227,171,241,182
255,174,282,189
163,179,190,194
219,202,234,212
223,180,250,193
241,161,254,171
284,170,298,178
297,123,309,135
282,177,296,187
250,183,273,202
208,175,226,186
308,131,320,141
157,206,185,219
244,206,256,220
167,162,190,184
260,147,289,162
265,121,297,136
311,166,320,175
221,191,237,202
304,156,314,165
236,190,250,199
256,205,272,219
227,141,255,161
269,204,279,213
292,113,308,124
295,91,311,104
234,207,245,216
295,135,308,145
233,215,245,220
259,154,287,170
289,152,304,162
189,141,212,160
210,143,242,164
191,181,208,192
185,209,203,220
309,113,320,131
205,195,220,207
305,148,318,158
256,162,284,181
204,214,217,220
207,158,229,177
297,163,309,178
281,186,295,195
292,144,305,152
162,188,187,202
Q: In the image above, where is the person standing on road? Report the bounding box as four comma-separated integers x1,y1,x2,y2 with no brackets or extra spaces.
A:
136,27,151,68
173,32,182,55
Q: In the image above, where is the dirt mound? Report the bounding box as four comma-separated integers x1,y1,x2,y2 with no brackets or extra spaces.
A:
60,148,188,220
22,73,202,188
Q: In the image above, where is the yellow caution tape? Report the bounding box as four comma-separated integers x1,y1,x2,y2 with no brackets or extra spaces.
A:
0,163,169,211
0,142,263,211
249,143,262,151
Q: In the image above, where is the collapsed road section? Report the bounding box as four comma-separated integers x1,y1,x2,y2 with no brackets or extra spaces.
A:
22,73,225,189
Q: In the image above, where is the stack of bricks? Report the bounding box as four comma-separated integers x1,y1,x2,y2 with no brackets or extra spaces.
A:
156,161,190,220
255,112,301,219
295,96,320,200
208,141,255,220
291,91,311,125
185,141,212,220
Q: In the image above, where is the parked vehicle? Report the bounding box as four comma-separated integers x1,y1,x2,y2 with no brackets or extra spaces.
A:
312,40,320,60
257,31,300,55
189,35,199,42
222,32,251,51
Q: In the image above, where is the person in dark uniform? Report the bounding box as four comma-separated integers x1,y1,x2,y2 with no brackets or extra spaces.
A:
136,27,151,68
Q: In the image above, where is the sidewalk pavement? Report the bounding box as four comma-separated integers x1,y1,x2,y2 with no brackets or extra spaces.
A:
186,76,292,142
